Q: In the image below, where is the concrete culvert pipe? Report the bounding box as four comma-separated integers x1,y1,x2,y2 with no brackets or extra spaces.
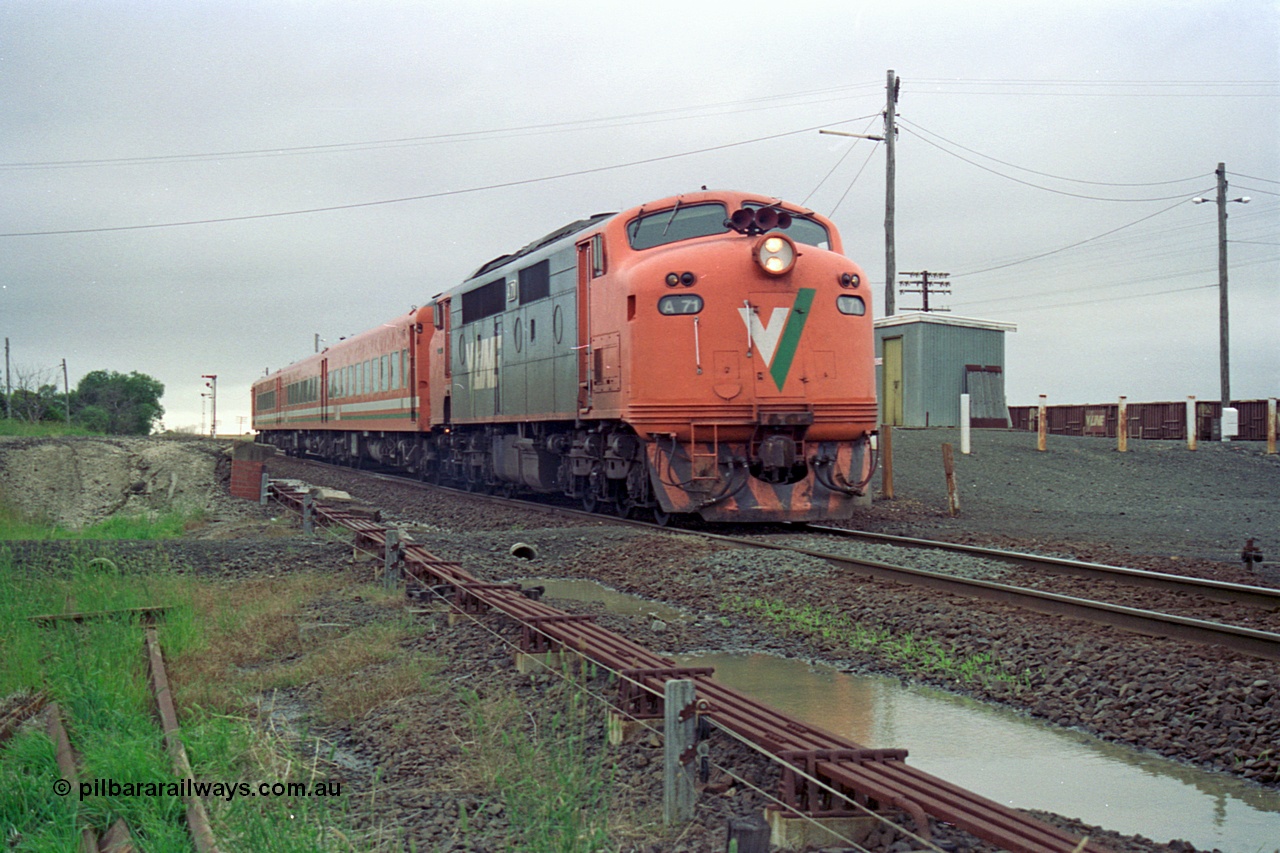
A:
509,542,538,560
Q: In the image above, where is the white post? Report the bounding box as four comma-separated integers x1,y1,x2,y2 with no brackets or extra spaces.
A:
1268,398,1277,456
1186,396,1197,451
959,393,971,455
1117,396,1128,453
383,528,402,589
1222,406,1238,443
663,679,696,825
1037,394,1048,452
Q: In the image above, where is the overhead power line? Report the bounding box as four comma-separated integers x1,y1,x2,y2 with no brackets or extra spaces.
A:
0,119,859,238
898,124,1209,202
897,119,1207,187
950,197,1200,278
0,84,886,171
909,78,1279,97
959,283,1217,315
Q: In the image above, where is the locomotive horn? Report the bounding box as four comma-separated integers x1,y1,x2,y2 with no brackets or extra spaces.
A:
753,207,779,230
729,208,755,232
775,211,793,229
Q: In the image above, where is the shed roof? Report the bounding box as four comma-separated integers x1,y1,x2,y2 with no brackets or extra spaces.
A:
874,312,1017,333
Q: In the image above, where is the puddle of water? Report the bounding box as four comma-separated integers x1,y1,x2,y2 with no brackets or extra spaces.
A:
674,651,1280,852
509,577,689,624
507,576,1280,849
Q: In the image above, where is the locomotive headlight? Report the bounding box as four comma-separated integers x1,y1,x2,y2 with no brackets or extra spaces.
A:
839,272,861,289
754,234,796,276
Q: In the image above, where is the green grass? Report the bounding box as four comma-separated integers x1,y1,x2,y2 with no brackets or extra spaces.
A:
0,505,203,541
0,551,359,852
0,418,98,437
721,594,1030,689
460,664,616,852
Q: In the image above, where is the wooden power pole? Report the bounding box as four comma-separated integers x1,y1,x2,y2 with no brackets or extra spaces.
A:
884,69,899,317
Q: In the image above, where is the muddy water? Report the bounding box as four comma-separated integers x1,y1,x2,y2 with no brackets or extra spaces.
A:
678,651,1280,852
510,577,690,624
509,576,1280,850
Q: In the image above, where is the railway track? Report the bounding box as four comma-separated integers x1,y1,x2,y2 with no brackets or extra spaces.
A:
266,476,1117,853
279,456,1280,662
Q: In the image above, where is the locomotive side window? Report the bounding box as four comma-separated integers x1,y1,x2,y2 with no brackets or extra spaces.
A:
836,295,866,316
627,203,727,250
658,294,704,315
590,234,605,277
518,260,550,304
461,278,506,324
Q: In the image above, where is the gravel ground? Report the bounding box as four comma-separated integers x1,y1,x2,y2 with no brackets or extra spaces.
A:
255,449,1278,852
4,435,1279,852
856,427,1279,572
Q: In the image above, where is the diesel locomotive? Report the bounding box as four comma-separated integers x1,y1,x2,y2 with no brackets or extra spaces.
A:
252,190,878,523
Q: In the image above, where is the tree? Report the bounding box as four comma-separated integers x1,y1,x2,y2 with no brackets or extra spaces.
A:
7,365,60,424
73,370,164,435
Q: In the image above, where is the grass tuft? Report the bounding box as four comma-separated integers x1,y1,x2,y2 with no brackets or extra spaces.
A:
721,593,1030,689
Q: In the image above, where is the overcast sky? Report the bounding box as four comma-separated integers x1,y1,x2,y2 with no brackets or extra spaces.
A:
2,1,1276,434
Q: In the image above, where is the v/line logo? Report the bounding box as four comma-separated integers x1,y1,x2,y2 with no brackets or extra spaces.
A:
737,288,816,391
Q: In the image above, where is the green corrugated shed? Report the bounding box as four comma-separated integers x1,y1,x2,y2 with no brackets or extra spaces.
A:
874,313,1016,427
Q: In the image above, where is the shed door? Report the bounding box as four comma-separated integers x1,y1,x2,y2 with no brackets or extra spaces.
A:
883,336,903,426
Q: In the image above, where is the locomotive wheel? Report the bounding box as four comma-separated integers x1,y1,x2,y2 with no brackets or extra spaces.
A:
652,506,672,527
582,492,599,513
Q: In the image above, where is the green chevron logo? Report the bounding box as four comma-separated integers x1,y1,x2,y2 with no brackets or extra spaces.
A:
737,288,816,391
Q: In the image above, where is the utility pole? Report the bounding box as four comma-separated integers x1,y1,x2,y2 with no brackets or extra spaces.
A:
884,69,899,317
4,338,10,419
61,359,70,426
1194,164,1249,441
1215,163,1231,440
202,374,218,438
898,270,951,313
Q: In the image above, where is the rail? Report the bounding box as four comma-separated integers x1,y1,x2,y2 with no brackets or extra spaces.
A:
269,479,1112,853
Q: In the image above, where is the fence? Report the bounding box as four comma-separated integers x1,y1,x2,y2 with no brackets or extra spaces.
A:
1009,399,1275,442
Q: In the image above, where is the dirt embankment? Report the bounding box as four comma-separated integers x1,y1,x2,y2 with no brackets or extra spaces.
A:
0,435,239,529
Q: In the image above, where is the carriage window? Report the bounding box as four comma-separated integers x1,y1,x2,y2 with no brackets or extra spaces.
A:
658,294,704,315
627,203,728,250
